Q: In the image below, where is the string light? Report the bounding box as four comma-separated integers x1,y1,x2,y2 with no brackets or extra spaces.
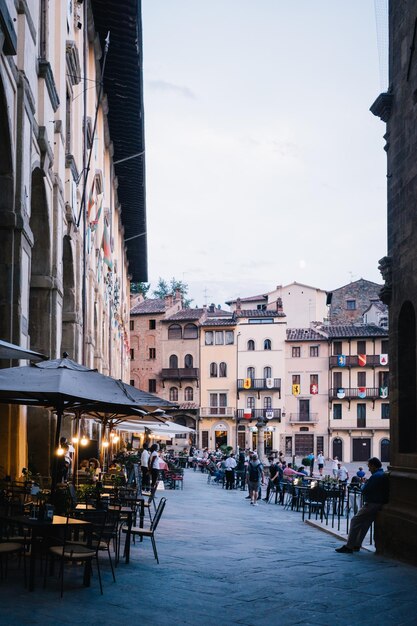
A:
80,435,89,446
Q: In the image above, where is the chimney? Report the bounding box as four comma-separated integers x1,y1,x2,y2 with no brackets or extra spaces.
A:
236,297,241,312
174,289,182,303
165,294,173,309
209,303,215,313
276,297,283,313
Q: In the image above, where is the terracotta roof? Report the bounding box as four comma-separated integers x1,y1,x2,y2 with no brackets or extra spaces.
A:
318,324,388,338
235,310,286,318
286,329,327,342
164,308,206,322
225,294,268,305
130,298,165,315
200,318,236,327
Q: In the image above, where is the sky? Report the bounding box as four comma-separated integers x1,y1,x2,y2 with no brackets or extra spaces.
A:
142,1,388,308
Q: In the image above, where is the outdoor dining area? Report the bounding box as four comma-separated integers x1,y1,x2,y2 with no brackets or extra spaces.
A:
0,353,179,595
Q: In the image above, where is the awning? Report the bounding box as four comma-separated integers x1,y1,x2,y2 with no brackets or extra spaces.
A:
0,339,47,362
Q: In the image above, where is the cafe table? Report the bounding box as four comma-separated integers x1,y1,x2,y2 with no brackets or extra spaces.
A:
0,514,92,591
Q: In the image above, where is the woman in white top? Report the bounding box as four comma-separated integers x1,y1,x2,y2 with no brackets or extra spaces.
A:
331,456,339,478
149,444,160,489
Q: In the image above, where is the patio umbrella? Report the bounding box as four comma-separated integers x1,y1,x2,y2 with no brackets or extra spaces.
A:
0,355,176,484
116,420,195,435
0,338,47,361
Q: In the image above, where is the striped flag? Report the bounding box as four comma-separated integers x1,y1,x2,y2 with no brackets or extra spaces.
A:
87,179,95,222
102,218,113,269
90,193,103,232
358,354,367,367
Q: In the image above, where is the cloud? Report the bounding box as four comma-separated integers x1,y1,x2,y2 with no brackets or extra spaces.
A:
146,79,196,100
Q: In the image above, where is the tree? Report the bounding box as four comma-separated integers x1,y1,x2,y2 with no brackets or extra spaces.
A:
152,277,193,308
130,282,151,298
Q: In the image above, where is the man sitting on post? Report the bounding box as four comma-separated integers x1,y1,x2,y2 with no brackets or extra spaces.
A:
335,457,389,554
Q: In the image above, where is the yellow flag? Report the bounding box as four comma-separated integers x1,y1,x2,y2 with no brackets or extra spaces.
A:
243,378,251,389
292,384,300,396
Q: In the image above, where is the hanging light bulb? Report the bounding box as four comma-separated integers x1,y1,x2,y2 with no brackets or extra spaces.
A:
109,432,115,439
72,435,79,444
80,435,89,446
112,435,120,444
102,440,109,448
57,446,65,456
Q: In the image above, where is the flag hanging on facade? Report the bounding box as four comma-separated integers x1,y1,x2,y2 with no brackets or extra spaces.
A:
380,386,388,399
380,354,388,366
102,218,113,269
243,378,251,389
243,408,252,419
310,383,318,395
265,377,273,389
90,193,103,232
337,355,346,367
292,384,300,396
358,354,367,367
358,387,366,399
337,387,345,399
87,179,95,222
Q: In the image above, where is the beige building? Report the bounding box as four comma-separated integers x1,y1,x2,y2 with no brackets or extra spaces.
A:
199,314,237,450
268,282,328,328
284,329,329,459
327,325,389,463
0,1,146,477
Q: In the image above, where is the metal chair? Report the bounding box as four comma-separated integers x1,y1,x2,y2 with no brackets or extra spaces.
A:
123,497,167,564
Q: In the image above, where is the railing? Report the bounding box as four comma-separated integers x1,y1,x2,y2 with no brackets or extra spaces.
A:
236,408,281,421
288,413,319,423
200,407,235,417
329,387,387,399
237,378,281,391
329,355,387,368
161,367,199,380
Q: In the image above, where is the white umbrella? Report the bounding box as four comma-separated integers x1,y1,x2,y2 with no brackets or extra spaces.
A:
117,420,195,434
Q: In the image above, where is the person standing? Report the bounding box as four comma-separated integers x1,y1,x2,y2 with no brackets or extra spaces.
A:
337,462,349,485
264,459,282,503
148,443,160,490
246,453,264,506
307,452,315,477
141,443,150,490
224,453,237,490
317,451,325,476
336,457,389,553
331,456,339,478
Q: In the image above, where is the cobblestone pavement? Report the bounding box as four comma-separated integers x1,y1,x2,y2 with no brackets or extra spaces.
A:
1,469,417,626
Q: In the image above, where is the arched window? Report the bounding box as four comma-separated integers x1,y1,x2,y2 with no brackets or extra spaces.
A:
169,387,178,402
380,438,390,462
169,354,178,368
264,396,272,409
210,362,218,377
247,339,255,351
398,301,417,452
264,339,272,350
264,366,272,379
184,354,193,368
247,367,255,379
184,323,198,339
168,324,182,340
219,362,227,377
247,396,255,409
184,386,194,401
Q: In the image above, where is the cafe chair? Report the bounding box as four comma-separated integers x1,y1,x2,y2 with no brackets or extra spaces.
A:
0,541,26,583
123,497,166,564
44,514,106,597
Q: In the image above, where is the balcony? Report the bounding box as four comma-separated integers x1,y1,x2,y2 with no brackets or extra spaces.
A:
236,408,281,421
237,378,281,392
161,368,199,381
200,407,235,417
288,413,319,423
329,387,388,400
329,355,388,368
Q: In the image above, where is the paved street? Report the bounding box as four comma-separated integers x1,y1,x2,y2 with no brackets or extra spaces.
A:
1,469,417,626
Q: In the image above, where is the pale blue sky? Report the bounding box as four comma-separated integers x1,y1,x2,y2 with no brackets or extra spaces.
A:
142,1,388,307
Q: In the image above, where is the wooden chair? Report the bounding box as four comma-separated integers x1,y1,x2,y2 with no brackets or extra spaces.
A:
123,497,166,564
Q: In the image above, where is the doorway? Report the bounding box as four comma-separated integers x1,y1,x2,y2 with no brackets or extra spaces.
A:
352,438,371,462
332,438,343,460
215,430,227,448
380,438,390,462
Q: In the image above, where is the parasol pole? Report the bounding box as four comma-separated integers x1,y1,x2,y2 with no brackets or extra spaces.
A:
51,404,64,492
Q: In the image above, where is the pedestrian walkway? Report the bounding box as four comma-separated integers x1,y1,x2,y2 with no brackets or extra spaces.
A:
1,470,417,626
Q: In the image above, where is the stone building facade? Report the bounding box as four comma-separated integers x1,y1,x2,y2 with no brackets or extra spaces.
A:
328,278,383,325
0,1,146,477
370,0,417,565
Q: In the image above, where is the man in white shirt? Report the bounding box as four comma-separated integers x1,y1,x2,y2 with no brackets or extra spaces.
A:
337,463,349,484
224,453,237,490
141,443,150,489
